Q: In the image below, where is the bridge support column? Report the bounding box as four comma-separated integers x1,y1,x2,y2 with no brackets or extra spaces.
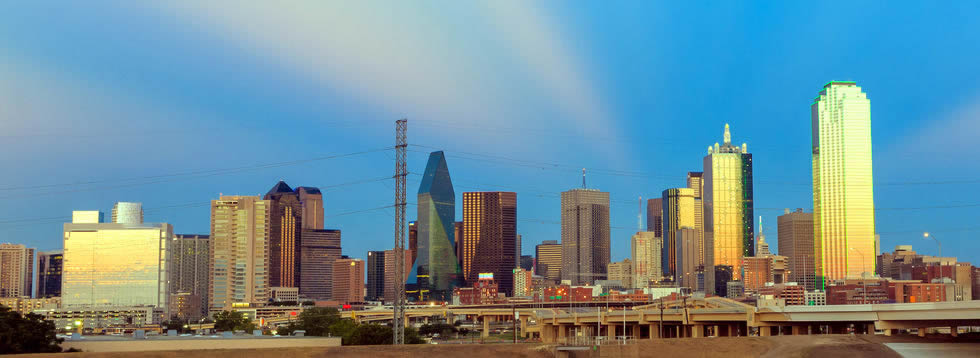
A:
692,324,704,338
917,327,927,337
863,323,875,335
541,324,554,343
482,317,490,338
649,323,660,339
791,326,806,335
676,325,683,338
608,324,616,339
520,316,528,338
883,329,896,337
951,326,959,337
759,326,771,337
557,324,567,343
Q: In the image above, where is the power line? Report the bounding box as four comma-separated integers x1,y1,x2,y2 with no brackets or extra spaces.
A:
412,143,980,187
0,147,392,192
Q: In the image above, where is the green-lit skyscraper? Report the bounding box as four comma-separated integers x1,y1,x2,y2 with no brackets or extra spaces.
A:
407,151,461,301
812,81,875,288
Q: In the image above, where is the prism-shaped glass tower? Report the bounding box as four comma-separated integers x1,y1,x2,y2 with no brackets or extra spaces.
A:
407,151,461,301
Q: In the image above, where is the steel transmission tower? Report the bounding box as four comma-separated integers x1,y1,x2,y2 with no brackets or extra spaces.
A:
393,119,407,344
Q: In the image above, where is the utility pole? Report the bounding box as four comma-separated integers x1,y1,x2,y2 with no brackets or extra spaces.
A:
393,119,407,345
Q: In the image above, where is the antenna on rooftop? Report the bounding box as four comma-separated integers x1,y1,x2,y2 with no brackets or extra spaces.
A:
582,168,587,189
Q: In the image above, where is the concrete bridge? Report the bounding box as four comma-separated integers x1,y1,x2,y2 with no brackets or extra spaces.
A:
536,297,980,343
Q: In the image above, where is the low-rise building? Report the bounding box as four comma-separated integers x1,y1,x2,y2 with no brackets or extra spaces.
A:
804,290,826,306
0,297,61,315
758,283,805,305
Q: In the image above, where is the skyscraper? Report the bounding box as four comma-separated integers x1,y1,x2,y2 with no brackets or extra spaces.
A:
332,257,364,304
779,209,816,290
631,231,659,288
408,151,461,301
646,198,663,238
63,212,171,308
687,172,705,267
264,181,303,288
462,191,517,295
36,250,63,298
0,243,34,298
409,221,418,267
299,229,341,300
170,234,210,318
210,196,270,311
675,228,700,290
703,124,754,283
111,202,143,224
661,188,695,279
535,240,562,281
454,221,463,271
295,186,324,230
756,217,771,256
383,248,411,303
366,251,385,302
812,81,876,286
561,188,610,285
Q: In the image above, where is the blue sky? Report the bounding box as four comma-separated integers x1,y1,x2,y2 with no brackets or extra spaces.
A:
1,1,978,264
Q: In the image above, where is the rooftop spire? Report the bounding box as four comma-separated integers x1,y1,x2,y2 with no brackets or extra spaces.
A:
723,123,731,144
582,168,587,188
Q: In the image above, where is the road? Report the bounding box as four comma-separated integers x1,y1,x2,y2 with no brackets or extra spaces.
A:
885,343,980,358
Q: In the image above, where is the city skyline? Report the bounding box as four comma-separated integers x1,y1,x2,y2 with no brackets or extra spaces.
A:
1,2,979,268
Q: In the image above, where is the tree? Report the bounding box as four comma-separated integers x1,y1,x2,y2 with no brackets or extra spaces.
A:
295,307,341,336
212,311,255,332
329,319,357,343
348,324,392,345
163,315,189,333
0,306,65,354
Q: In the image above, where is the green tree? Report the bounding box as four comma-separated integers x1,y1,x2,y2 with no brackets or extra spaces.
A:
0,306,65,354
212,311,255,332
295,307,341,336
348,324,392,345
163,315,189,333
328,319,357,343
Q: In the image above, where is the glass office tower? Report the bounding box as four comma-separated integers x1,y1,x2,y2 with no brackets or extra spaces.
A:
703,124,754,284
407,151,461,301
661,188,695,279
812,81,875,287
62,212,172,309
111,202,143,224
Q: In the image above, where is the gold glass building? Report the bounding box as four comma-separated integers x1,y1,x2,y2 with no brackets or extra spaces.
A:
210,196,270,311
661,188,695,279
535,240,562,282
703,124,754,283
686,172,705,267
62,212,172,309
812,81,876,287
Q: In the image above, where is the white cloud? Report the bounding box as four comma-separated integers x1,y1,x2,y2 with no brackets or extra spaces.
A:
886,95,980,167
147,1,621,156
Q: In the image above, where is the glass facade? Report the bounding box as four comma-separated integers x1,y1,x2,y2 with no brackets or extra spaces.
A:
703,124,754,284
631,231,659,288
37,250,63,298
408,151,461,301
62,222,172,309
111,202,143,224
812,81,876,287
264,181,303,288
661,188,695,279
170,234,210,318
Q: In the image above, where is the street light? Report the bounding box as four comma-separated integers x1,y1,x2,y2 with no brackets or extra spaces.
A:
923,232,942,258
